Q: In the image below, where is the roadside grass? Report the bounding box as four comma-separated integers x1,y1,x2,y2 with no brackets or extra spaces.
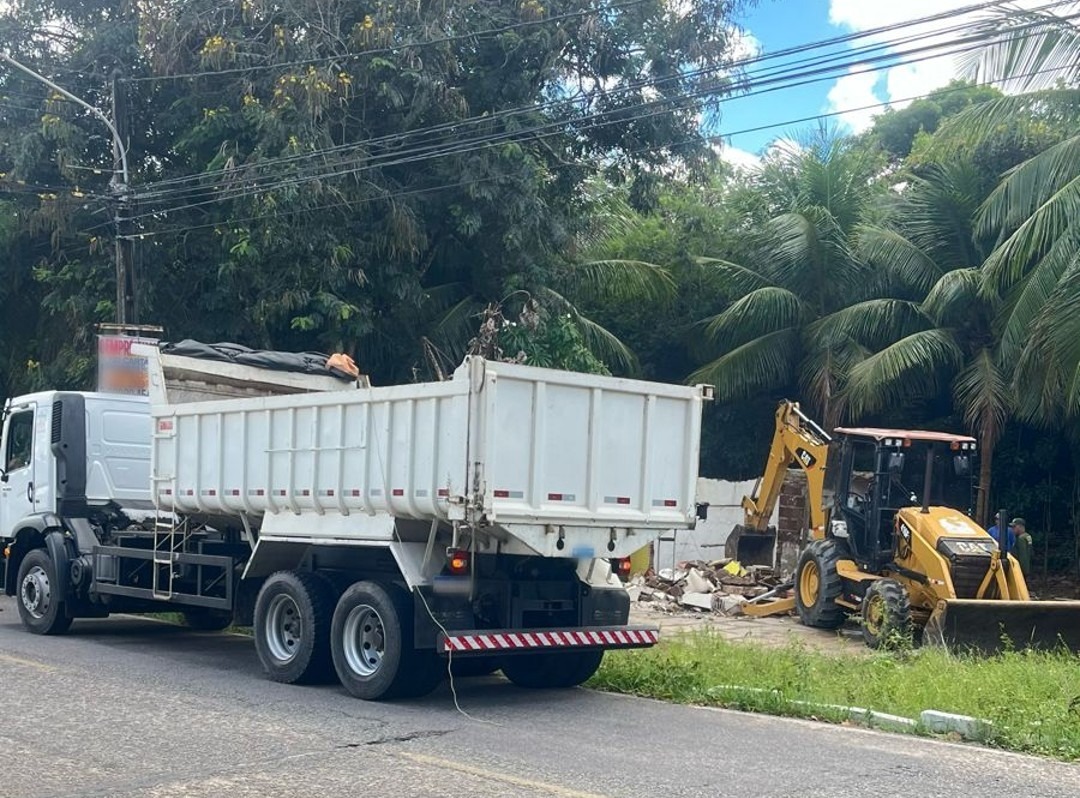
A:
590,632,1080,761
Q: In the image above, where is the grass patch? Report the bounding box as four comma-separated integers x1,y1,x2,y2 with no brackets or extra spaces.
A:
591,633,1080,760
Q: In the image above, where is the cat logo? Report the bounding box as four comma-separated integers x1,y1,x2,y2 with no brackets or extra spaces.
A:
795,447,817,468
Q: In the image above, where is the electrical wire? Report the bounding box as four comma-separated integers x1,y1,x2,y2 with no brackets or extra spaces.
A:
129,0,1056,199
128,0,1075,209
120,16,1078,221
111,59,1070,243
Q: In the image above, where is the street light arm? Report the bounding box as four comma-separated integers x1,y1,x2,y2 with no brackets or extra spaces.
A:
0,52,129,186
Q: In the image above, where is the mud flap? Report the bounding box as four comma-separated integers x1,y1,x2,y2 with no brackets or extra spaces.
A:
922,599,1080,653
725,524,776,567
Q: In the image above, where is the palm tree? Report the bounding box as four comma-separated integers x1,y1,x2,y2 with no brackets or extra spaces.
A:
688,131,884,426
822,161,1008,525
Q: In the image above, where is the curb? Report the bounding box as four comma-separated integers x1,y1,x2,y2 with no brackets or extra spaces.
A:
707,684,991,741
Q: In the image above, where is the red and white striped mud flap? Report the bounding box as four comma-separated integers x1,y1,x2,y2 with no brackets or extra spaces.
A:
439,626,660,655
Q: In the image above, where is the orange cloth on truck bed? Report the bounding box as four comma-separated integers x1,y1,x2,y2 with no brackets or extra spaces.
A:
327,353,360,378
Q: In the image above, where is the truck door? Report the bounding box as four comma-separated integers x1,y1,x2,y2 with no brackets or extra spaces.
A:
1,404,38,539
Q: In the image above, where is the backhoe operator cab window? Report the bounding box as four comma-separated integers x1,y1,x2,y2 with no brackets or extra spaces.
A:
4,410,33,472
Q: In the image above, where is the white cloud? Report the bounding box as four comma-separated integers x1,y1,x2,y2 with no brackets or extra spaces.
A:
824,1,1076,130
825,66,883,133
717,143,761,171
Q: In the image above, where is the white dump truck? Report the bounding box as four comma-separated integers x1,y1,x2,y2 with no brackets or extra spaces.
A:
1,344,710,699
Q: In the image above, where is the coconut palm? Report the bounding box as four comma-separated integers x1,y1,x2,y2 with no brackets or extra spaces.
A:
820,160,1008,525
687,131,885,426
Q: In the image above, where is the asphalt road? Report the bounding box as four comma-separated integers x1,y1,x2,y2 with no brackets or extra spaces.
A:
1,596,1077,798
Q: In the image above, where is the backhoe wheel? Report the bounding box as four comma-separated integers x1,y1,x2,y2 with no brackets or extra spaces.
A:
254,570,335,685
860,578,912,650
331,580,443,701
795,540,846,630
501,650,604,689
16,548,73,635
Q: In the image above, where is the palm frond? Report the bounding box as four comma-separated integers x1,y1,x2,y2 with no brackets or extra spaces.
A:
857,226,942,294
953,348,1011,448
563,259,677,305
700,286,803,352
959,6,1080,91
921,269,986,326
535,286,638,372
931,91,1080,156
811,299,931,350
998,222,1080,361
799,337,868,426
428,296,482,361
687,328,799,401
694,257,774,295
845,329,965,417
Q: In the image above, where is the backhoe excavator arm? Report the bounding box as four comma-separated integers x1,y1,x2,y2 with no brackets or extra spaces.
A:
742,401,831,540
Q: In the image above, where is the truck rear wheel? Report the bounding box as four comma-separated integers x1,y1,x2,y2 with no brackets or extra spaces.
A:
16,549,72,635
331,580,443,701
501,650,604,689
254,571,334,684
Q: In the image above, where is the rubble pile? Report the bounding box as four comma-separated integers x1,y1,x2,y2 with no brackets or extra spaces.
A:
628,559,785,616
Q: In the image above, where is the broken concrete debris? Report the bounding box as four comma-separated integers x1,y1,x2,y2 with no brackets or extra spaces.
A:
632,559,790,616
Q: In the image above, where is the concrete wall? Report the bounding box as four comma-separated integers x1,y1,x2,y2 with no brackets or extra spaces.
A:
653,478,775,571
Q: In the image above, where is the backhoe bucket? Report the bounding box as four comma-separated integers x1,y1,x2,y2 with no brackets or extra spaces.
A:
922,599,1080,654
725,525,776,567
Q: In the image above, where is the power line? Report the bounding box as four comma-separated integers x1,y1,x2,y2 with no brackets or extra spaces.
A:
131,0,1045,199
121,15,1075,219
117,61,1068,242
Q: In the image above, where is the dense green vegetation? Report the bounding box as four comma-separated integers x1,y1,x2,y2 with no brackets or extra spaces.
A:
593,635,1080,760
3,3,1080,572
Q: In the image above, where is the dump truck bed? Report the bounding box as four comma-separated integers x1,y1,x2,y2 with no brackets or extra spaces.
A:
144,352,710,559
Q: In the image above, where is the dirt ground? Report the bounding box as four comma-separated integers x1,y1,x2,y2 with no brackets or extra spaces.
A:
629,603,869,654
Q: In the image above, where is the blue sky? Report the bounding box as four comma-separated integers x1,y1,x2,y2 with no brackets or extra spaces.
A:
711,0,1060,166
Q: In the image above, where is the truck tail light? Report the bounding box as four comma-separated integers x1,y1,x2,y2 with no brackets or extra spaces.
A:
448,550,469,575
613,557,632,579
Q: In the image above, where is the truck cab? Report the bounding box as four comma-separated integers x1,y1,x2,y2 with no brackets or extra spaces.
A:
1,392,151,591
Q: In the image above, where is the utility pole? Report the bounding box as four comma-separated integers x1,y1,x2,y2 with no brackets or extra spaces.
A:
0,53,132,324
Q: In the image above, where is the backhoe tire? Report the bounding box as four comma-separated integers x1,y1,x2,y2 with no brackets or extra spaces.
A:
16,548,73,635
860,578,912,649
331,580,443,701
501,650,604,689
254,570,335,685
795,540,846,630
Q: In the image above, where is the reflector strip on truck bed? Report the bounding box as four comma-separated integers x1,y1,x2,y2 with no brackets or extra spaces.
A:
439,626,659,654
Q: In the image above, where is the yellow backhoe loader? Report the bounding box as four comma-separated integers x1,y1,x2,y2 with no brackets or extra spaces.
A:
737,402,1080,652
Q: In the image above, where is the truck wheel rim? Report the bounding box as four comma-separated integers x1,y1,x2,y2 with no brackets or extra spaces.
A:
20,565,51,619
800,561,820,605
342,605,385,678
265,594,303,663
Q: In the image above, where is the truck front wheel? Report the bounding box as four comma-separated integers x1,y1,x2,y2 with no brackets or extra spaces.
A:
254,571,334,684
331,580,442,701
501,650,604,689
16,549,73,635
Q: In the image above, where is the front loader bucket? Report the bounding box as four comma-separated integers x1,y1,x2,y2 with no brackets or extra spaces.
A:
724,525,776,567
923,599,1080,654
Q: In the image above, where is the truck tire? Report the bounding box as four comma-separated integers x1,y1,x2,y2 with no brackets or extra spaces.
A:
501,650,604,689
254,570,335,684
330,580,443,701
795,539,846,630
16,548,73,635
182,608,233,632
860,578,912,649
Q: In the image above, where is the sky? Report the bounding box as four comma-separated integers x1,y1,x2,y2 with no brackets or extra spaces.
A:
715,0,1071,167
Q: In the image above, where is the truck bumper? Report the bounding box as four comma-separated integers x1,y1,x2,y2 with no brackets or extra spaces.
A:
439,625,659,655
